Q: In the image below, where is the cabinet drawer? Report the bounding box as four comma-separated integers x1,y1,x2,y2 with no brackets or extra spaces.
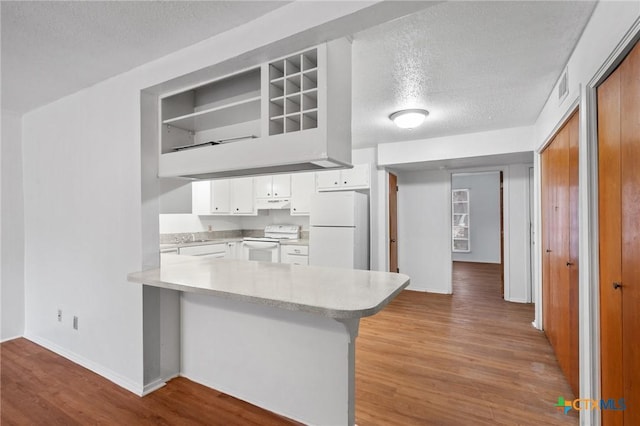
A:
179,243,226,256
281,245,308,256
281,253,309,265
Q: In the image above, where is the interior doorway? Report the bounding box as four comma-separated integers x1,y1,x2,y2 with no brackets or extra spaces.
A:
450,171,504,298
388,172,398,273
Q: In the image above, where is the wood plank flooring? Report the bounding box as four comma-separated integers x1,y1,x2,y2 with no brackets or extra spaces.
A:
2,262,576,425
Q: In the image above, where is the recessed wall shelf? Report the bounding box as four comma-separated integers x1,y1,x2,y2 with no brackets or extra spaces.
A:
452,189,470,252
269,48,319,136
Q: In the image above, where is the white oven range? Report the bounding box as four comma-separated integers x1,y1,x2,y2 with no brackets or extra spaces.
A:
242,224,300,263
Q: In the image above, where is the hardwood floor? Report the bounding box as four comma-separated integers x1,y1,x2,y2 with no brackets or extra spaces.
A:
2,262,576,425
355,261,577,425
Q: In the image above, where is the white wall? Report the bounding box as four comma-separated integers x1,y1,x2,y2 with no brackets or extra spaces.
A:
451,172,500,264
19,1,378,394
378,125,535,167
503,164,532,303
397,169,452,293
534,2,640,149
1,110,25,341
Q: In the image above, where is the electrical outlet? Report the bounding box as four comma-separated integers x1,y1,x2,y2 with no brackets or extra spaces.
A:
57,309,62,322
73,316,78,330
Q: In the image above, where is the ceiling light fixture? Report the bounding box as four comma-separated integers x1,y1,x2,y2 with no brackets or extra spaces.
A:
389,109,429,129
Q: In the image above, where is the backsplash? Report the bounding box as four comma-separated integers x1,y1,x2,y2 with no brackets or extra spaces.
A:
160,229,309,244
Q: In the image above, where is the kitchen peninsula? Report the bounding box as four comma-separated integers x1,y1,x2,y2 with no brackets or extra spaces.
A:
128,255,409,426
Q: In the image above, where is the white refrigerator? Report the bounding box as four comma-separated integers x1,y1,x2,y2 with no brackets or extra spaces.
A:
309,191,369,270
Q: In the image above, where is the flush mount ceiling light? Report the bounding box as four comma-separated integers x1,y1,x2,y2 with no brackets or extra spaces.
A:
389,109,429,129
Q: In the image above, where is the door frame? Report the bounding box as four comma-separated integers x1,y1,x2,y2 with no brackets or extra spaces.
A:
388,172,398,272
584,24,640,425
447,167,516,300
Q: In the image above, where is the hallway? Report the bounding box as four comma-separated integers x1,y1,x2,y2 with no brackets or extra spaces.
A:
355,261,578,425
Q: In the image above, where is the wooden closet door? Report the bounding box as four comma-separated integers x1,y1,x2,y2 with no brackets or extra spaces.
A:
619,41,639,426
541,111,579,397
598,39,639,426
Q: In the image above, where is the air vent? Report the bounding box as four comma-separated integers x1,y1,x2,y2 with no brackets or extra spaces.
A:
558,68,569,104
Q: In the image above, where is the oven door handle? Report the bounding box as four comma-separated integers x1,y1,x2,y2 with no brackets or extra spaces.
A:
243,241,279,249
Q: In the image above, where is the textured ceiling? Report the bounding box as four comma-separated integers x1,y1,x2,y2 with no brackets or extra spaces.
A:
1,1,288,113
351,1,596,148
1,1,597,149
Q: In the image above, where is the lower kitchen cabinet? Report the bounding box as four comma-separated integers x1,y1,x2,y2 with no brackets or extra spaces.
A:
280,245,309,265
225,241,240,259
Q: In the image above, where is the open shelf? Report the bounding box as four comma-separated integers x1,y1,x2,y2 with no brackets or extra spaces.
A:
268,48,318,136
161,67,261,152
164,95,261,132
452,189,470,253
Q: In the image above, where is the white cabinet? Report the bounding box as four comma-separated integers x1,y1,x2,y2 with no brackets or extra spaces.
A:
290,172,315,215
225,241,240,259
179,243,227,258
280,245,309,265
255,174,291,199
192,180,213,215
196,178,256,215
211,179,231,214
316,164,370,191
230,177,256,215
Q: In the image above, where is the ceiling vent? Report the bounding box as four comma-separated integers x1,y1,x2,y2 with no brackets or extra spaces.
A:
558,68,569,104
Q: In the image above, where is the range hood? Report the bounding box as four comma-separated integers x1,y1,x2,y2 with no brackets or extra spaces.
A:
255,198,291,210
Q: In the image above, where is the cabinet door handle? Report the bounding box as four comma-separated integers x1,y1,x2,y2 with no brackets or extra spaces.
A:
344,181,347,184
546,249,551,253
566,261,573,267
274,193,278,196
613,282,622,290
391,239,396,243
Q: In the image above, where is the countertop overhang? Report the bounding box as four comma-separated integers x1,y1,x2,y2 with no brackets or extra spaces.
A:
128,256,409,319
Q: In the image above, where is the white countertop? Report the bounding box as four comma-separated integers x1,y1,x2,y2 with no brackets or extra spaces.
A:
128,255,409,319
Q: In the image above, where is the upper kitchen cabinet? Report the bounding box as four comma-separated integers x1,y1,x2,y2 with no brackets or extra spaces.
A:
290,172,315,215
157,39,352,179
255,174,291,199
317,163,370,191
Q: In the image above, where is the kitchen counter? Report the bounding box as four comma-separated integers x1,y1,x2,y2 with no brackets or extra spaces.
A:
128,255,408,319
159,237,243,251
129,257,409,425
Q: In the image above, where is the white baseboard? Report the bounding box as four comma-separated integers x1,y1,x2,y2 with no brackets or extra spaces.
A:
23,333,145,396
142,378,166,396
505,297,530,304
1,334,23,343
